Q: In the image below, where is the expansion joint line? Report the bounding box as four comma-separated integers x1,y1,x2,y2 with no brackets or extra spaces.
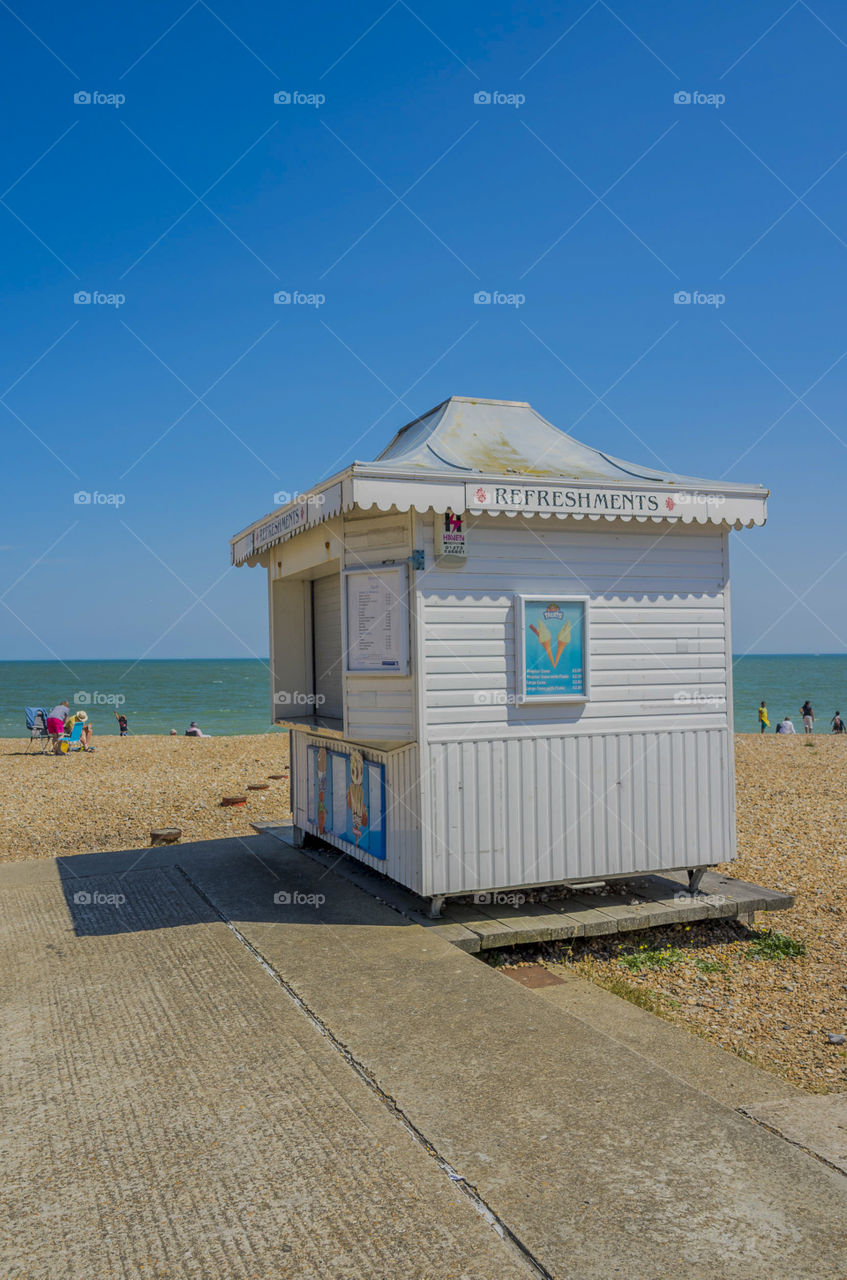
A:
175,865,553,1280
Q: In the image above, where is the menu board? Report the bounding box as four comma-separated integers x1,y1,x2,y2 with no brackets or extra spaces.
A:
344,566,410,674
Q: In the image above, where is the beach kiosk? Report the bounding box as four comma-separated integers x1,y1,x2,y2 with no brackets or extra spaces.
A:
231,397,767,912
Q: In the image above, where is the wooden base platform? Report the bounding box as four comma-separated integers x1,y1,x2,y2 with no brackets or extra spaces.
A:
251,822,794,954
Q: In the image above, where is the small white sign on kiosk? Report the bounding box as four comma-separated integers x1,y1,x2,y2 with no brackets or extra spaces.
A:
343,566,410,675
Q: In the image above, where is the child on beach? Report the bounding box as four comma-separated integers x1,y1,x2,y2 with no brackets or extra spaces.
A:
758,701,769,733
831,711,844,734
114,710,128,736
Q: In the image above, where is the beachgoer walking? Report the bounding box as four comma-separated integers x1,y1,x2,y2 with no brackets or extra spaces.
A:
831,711,845,734
758,701,769,734
46,701,69,738
777,716,797,734
114,710,128,736
801,701,814,734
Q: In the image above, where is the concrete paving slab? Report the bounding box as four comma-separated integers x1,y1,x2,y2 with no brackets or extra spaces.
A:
0,854,529,1280
741,1096,847,1174
530,963,800,1108
180,837,847,1280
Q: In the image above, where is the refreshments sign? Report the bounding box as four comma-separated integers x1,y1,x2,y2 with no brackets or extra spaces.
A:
466,482,673,515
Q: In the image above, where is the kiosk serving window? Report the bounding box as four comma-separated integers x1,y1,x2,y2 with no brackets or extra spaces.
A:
516,595,590,703
311,575,344,719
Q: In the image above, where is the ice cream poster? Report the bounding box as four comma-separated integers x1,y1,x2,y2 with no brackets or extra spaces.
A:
307,745,386,859
519,596,589,701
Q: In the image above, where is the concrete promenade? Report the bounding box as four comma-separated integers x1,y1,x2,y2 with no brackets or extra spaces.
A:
2,834,845,1279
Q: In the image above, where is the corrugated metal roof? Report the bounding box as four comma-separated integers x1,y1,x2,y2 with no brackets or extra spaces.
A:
370,396,758,491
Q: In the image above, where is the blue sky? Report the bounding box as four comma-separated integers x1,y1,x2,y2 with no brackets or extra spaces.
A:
2,0,847,658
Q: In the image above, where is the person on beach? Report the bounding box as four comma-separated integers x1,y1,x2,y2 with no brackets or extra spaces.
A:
114,710,128,736
800,701,814,734
46,701,70,739
831,711,845,734
185,721,209,737
758,701,769,733
777,715,797,734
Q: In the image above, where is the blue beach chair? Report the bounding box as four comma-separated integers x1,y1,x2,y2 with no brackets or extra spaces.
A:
25,708,49,753
56,721,84,754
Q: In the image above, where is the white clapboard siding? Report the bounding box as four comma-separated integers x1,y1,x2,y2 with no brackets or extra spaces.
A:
342,511,417,743
421,728,733,895
291,731,422,892
419,516,730,740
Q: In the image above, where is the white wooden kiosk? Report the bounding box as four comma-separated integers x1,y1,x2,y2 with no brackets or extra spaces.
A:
231,397,767,913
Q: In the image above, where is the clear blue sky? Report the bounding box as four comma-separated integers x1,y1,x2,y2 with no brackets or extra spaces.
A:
3,0,846,659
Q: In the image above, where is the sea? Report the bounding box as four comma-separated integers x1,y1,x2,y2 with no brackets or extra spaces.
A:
1,655,846,738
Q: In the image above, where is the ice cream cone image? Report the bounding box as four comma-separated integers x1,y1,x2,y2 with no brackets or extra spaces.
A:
529,620,556,667
553,621,572,668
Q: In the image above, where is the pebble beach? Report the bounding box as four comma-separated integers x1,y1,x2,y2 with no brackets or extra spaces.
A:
2,731,844,1092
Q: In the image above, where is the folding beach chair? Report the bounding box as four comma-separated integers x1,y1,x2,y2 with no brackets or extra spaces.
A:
24,708,49,753
56,721,84,754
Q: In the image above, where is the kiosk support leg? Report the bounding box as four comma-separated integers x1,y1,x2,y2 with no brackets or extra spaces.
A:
428,895,446,919
687,867,706,894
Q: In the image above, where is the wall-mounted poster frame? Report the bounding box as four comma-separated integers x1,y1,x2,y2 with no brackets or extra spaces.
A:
516,595,590,703
343,564,410,675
